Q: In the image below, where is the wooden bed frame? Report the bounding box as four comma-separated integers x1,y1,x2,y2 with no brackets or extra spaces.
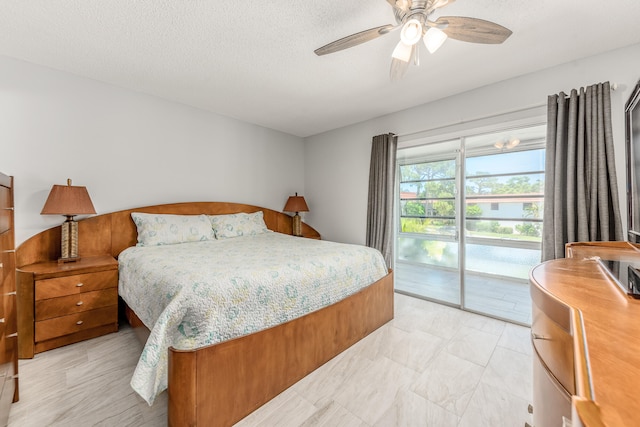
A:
15,202,395,426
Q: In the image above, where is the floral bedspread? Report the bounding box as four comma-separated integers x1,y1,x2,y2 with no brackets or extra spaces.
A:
118,232,388,404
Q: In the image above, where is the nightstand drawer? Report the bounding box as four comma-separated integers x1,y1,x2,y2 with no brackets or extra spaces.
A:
35,305,117,342
35,288,118,321
35,270,117,300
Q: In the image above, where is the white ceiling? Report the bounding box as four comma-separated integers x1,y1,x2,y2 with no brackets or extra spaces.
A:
1,1,640,137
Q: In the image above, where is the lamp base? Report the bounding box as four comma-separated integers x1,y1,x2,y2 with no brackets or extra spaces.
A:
59,216,81,263
292,213,302,237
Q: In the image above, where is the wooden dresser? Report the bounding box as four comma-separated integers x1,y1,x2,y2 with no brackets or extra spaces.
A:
16,255,118,358
0,173,18,426
529,241,640,427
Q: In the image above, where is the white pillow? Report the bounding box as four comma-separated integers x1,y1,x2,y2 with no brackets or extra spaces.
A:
131,213,215,246
209,211,270,239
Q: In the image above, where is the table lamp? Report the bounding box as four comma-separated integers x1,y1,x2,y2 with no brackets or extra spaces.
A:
283,193,309,237
41,179,96,262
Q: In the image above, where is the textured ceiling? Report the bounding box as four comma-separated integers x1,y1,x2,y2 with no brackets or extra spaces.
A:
1,1,640,137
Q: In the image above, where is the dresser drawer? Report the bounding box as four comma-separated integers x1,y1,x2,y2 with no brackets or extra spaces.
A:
530,283,575,396
35,305,117,342
0,186,10,234
0,331,16,367
35,288,118,321
1,292,17,338
532,345,572,427
35,270,117,300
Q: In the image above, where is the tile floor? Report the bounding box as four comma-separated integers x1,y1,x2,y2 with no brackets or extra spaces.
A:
8,293,533,426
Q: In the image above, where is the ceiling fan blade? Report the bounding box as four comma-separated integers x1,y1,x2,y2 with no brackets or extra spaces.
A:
390,58,410,81
435,16,512,44
429,0,455,10
390,45,414,80
386,0,412,12
314,24,397,56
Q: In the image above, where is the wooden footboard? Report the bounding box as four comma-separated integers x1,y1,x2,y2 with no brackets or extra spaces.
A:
167,270,394,427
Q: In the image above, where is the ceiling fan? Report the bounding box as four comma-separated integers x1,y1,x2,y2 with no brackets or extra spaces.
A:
314,0,512,80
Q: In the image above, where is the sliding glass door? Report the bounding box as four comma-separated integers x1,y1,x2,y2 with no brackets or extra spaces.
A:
394,124,546,325
463,131,545,324
396,139,461,305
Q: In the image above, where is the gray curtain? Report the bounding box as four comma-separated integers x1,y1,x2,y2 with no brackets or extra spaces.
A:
366,133,398,266
542,81,623,261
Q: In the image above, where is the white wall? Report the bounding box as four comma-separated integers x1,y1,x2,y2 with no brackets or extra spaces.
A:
0,56,305,244
305,43,640,245
4,43,640,246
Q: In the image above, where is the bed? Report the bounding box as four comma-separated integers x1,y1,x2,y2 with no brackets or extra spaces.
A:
15,202,394,426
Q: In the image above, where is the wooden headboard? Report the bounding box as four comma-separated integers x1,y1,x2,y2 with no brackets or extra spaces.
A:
16,202,319,268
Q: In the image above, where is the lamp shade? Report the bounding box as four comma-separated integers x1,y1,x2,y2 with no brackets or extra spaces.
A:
283,194,309,213
41,179,96,216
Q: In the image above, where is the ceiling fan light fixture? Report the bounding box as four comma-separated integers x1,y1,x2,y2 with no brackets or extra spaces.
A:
400,19,423,46
314,0,513,81
392,40,413,62
494,137,520,150
506,138,520,149
423,27,448,53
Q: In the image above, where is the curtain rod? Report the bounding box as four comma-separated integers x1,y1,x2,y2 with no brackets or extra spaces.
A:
397,103,546,139
398,82,618,140
559,82,618,94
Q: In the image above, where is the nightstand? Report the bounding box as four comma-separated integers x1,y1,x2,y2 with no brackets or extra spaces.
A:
16,255,119,358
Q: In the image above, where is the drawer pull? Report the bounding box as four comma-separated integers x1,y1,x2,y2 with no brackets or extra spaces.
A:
76,320,84,325
76,301,83,306
0,263,2,268
532,332,550,340
0,318,4,323
7,333,17,338
5,291,16,296
76,282,84,287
